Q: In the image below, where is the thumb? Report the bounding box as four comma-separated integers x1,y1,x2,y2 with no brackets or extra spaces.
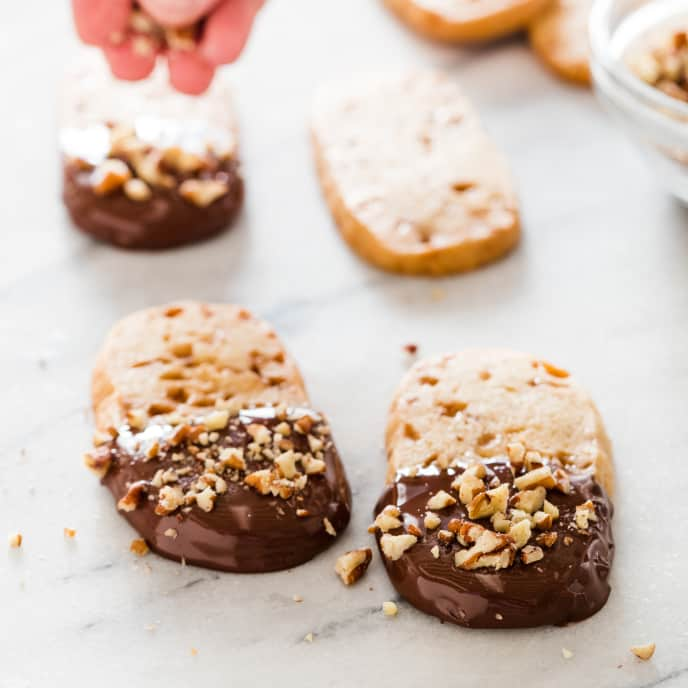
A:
138,0,219,27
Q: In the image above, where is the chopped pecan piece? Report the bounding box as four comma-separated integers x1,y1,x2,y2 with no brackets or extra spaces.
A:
117,480,148,512
426,489,456,510
467,483,509,519
335,548,372,585
520,545,544,565
374,505,403,532
575,500,597,531
380,533,417,560
514,466,556,491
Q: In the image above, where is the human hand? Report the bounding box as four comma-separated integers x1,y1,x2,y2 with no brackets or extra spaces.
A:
72,0,264,95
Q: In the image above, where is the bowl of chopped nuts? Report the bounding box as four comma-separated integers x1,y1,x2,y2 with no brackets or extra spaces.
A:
590,0,688,202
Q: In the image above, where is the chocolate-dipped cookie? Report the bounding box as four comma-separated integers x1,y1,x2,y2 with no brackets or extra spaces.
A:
373,349,614,628
85,302,351,572
60,57,243,250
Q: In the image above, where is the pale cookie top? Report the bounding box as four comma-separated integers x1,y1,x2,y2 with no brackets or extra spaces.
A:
386,349,613,493
60,53,237,164
312,72,518,255
92,302,308,432
530,0,592,73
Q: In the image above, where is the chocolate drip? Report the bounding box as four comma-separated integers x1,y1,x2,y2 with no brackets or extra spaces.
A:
374,461,613,628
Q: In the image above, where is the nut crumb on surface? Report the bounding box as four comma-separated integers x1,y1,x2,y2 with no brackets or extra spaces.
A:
335,547,372,585
403,343,418,355
292,594,303,603
382,601,398,617
630,643,656,660
562,648,574,659
190,647,199,656
8,533,22,549
304,632,314,643
130,538,149,556
63,528,77,539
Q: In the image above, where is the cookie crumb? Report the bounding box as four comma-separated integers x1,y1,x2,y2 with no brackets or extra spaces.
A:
8,533,22,549
130,538,149,556
63,528,77,539
630,643,655,661
403,343,418,355
190,647,198,656
293,594,303,603
382,601,398,617
562,648,574,659
304,632,314,643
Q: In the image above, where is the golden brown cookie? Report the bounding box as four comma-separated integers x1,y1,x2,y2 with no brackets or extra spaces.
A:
375,349,614,628
386,349,613,493
529,0,592,85
312,72,520,276
383,0,552,42
92,301,307,433
87,302,351,573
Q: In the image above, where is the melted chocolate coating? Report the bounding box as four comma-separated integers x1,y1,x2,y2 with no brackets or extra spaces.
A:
374,461,614,628
96,408,351,572
63,159,243,250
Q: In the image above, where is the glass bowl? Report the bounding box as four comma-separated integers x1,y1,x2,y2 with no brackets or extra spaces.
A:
589,0,688,203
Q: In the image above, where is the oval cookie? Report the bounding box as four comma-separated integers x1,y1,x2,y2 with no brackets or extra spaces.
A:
86,302,351,572
312,72,520,276
60,57,243,249
375,349,614,627
383,0,552,42
529,0,592,85
92,301,307,432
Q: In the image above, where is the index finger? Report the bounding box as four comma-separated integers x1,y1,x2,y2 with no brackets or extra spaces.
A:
199,0,263,67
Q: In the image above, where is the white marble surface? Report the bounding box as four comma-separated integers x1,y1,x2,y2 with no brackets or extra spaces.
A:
1,2,687,686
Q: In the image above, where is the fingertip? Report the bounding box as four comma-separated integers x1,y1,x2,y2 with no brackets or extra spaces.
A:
103,38,158,81
199,0,261,66
167,51,215,95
